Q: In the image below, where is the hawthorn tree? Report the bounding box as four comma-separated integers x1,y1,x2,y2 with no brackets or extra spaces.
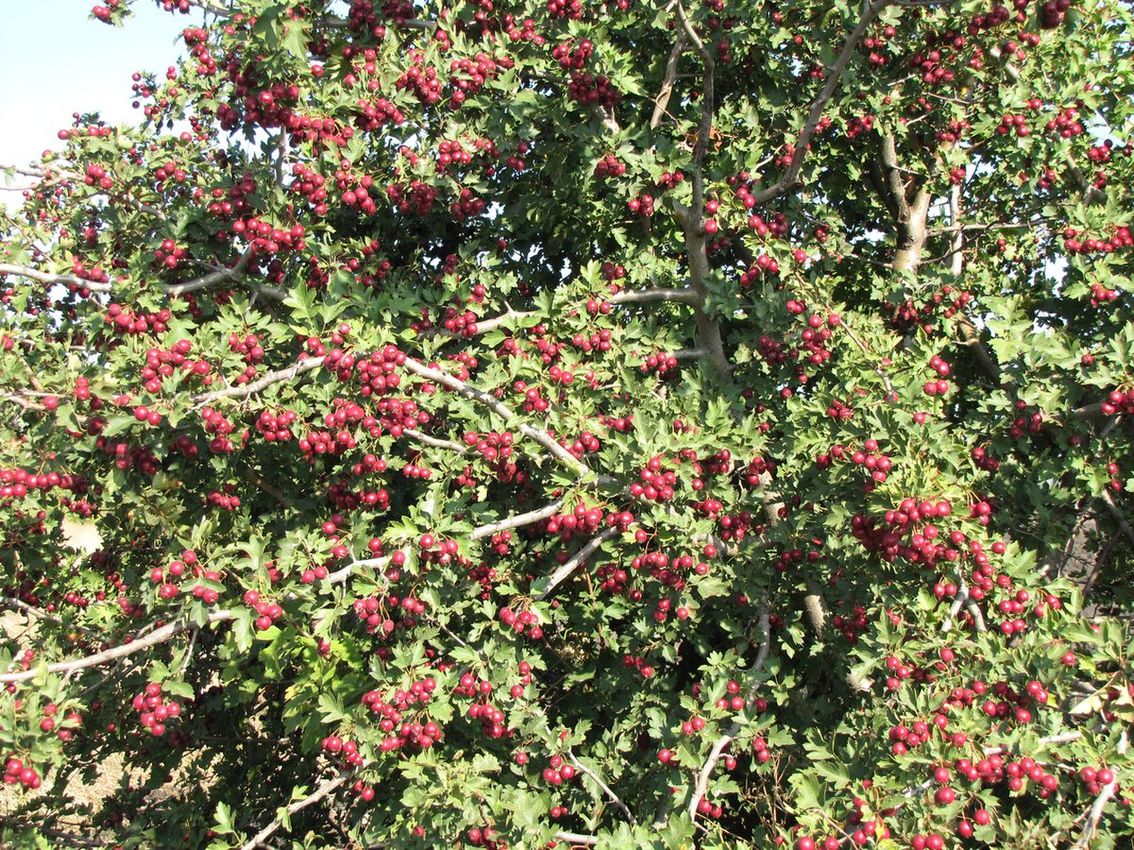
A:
2,0,1134,846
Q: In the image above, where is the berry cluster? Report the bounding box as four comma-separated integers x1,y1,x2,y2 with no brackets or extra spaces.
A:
593,153,626,179
3,756,41,791
0,468,83,502
455,674,510,739
640,351,679,377
539,753,576,786
361,677,441,751
254,409,297,442
816,439,893,484
243,590,283,631
206,484,241,511
567,71,620,109
499,605,543,640
386,179,437,216
139,338,210,394
104,304,172,336
447,53,510,108
321,733,365,767
200,406,238,454
739,253,781,285
1101,386,1134,416
230,218,305,257
396,52,443,105
130,681,182,736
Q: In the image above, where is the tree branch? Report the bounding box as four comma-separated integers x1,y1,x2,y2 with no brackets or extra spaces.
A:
403,428,469,453
1099,490,1134,548
417,307,536,341
0,263,112,293
322,553,395,587
162,248,254,296
651,32,687,129
747,0,889,206
469,499,566,541
609,286,699,305
1070,777,1118,850
400,358,612,484
1,248,256,299
554,831,599,847
239,772,351,850
566,749,637,824
675,1,713,207
878,132,912,223
0,610,236,684
687,604,771,822
1,597,98,636
192,355,326,405
948,181,965,276
1,548,401,684
534,527,619,600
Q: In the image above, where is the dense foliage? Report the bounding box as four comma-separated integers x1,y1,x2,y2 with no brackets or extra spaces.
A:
2,0,1134,847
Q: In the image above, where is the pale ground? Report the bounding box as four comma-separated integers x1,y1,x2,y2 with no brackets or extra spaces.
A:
0,609,126,829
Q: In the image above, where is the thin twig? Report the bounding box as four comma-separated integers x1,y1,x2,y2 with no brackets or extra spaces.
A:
400,358,613,484
747,0,889,206
239,772,351,850
687,605,771,821
566,748,637,825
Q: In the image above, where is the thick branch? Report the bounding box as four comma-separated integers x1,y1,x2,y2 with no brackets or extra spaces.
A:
609,286,699,305
0,264,111,293
893,185,931,273
535,527,619,600
192,355,326,405
878,132,912,223
802,581,827,633
469,499,566,541
0,610,235,684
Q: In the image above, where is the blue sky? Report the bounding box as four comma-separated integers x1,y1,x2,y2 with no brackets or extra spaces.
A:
0,1,198,174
